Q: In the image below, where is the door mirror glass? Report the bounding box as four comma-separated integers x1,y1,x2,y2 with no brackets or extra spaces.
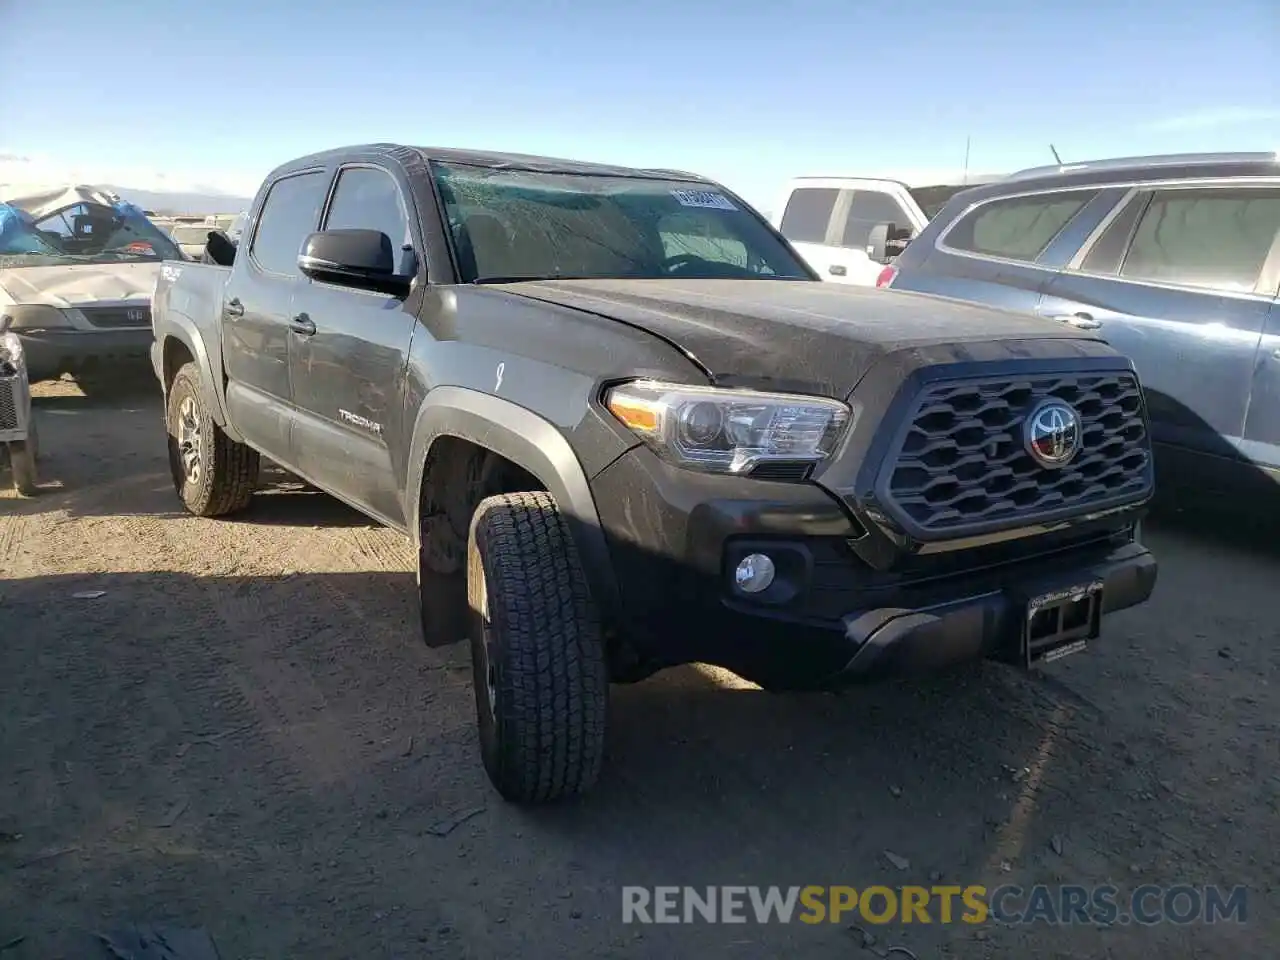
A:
866,222,914,264
298,228,408,294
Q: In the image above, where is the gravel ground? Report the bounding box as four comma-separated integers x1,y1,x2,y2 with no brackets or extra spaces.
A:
1,380,1276,959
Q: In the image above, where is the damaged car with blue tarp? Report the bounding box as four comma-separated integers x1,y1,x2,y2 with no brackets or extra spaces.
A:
0,185,180,383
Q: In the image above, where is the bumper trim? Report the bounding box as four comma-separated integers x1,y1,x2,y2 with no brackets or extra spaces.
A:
833,544,1157,682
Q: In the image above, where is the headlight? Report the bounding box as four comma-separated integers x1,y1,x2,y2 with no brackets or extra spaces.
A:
4,304,74,331
604,379,852,475
0,331,22,370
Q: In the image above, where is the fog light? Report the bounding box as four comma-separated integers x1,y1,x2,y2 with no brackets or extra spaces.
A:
735,553,775,594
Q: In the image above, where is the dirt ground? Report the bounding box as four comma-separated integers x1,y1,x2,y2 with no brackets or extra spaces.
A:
1,380,1276,960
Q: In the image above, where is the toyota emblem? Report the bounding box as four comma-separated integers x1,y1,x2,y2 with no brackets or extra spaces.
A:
1024,399,1082,468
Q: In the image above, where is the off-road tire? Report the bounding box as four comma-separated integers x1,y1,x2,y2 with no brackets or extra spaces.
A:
9,432,38,496
166,362,259,516
467,491,608,803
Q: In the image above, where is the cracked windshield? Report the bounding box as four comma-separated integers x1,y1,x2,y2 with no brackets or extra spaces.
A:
1,1,1276,959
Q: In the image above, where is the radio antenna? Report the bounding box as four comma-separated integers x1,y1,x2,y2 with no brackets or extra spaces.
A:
1049,143,1064,165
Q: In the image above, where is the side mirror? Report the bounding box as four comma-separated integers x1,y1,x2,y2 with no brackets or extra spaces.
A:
866,222,914,264
298,229,409,295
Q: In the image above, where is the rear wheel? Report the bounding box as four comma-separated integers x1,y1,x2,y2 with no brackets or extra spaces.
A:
467,491,608,803
166,362,260,516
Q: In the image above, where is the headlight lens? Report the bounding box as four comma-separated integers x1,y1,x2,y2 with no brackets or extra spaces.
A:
4,304,74,331
605,379,852,475
0,331,22,371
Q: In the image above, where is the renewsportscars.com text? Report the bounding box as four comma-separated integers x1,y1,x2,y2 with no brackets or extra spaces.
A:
621,884,1248,926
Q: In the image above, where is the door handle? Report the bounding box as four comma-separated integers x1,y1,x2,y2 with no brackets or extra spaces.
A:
828,264,847,277
289,312,316,336
224,298,244,319
1046,312,1101,330
1272,348,1280,361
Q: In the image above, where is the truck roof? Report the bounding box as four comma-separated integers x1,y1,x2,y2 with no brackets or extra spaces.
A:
270,143,720,185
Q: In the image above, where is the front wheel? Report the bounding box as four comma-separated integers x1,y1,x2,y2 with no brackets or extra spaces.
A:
165,362,260,516
467,491,608,803
9,433,38,496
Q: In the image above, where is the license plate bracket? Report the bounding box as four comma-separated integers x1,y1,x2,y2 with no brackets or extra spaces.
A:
1022,581,1103,668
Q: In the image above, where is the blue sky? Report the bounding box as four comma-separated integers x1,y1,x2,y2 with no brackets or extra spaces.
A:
3,0,1277,207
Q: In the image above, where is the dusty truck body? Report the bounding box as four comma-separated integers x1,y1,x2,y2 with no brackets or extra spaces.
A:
151,143,1158,803
0,185,182,382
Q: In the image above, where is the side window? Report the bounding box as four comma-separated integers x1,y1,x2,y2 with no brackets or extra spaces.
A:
778,187,838,244
249,171,327,276
1118,188,1280,293
323,167,414,274
943,190,1095,262
840,191,914,250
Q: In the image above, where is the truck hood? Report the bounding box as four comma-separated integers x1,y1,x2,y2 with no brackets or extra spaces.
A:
504,278,1100,398
0,261,159,308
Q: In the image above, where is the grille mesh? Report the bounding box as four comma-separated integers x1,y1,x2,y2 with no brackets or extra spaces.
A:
0,378,18,431
883,372,1150,535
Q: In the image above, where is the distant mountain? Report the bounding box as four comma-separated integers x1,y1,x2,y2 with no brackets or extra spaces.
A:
0,151,256,215
94,184,253,216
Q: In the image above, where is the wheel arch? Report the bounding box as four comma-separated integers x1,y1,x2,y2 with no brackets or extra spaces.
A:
158,319,239,439
406,386,621,623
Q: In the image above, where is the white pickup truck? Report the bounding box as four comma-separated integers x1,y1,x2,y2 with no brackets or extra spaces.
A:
770,174,1001,286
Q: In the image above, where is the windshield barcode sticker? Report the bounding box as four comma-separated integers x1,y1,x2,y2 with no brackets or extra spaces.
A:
670,189,737,211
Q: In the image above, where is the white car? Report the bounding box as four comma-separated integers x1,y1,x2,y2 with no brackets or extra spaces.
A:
770,174,1002,286
0,185,181,382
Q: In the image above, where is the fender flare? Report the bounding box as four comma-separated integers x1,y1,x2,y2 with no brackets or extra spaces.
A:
158,319,239,439
406,386,621,622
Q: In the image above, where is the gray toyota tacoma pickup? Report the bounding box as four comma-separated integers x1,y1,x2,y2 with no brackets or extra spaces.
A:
151,143,1158,803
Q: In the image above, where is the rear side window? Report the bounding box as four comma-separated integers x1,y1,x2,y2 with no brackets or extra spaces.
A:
1119,188,1280,293
840,191,914,249
250,171,328,276
778,187,838,244
943,190,1095,261
323,167,414,275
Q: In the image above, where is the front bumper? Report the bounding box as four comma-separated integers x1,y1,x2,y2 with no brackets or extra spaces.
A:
590,447,1156,688
19,329,153,382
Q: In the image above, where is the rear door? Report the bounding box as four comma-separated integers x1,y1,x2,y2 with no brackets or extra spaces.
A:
222,168,328,458
775,185,843,279
288,163,422,526
894,188,1105,313
1039,183,1280,461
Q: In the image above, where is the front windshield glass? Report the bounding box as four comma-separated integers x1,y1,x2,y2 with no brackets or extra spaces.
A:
432,162,813,283
0,200,182,268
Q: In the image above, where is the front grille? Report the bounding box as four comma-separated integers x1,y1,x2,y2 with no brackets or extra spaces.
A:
82,305,150,329
0,377,18,430
882,371,1150,536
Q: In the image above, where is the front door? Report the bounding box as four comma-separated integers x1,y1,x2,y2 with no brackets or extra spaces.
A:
1039,184,1280,462
288,164,420,527
1243,299,1280,474
221,169,329,457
